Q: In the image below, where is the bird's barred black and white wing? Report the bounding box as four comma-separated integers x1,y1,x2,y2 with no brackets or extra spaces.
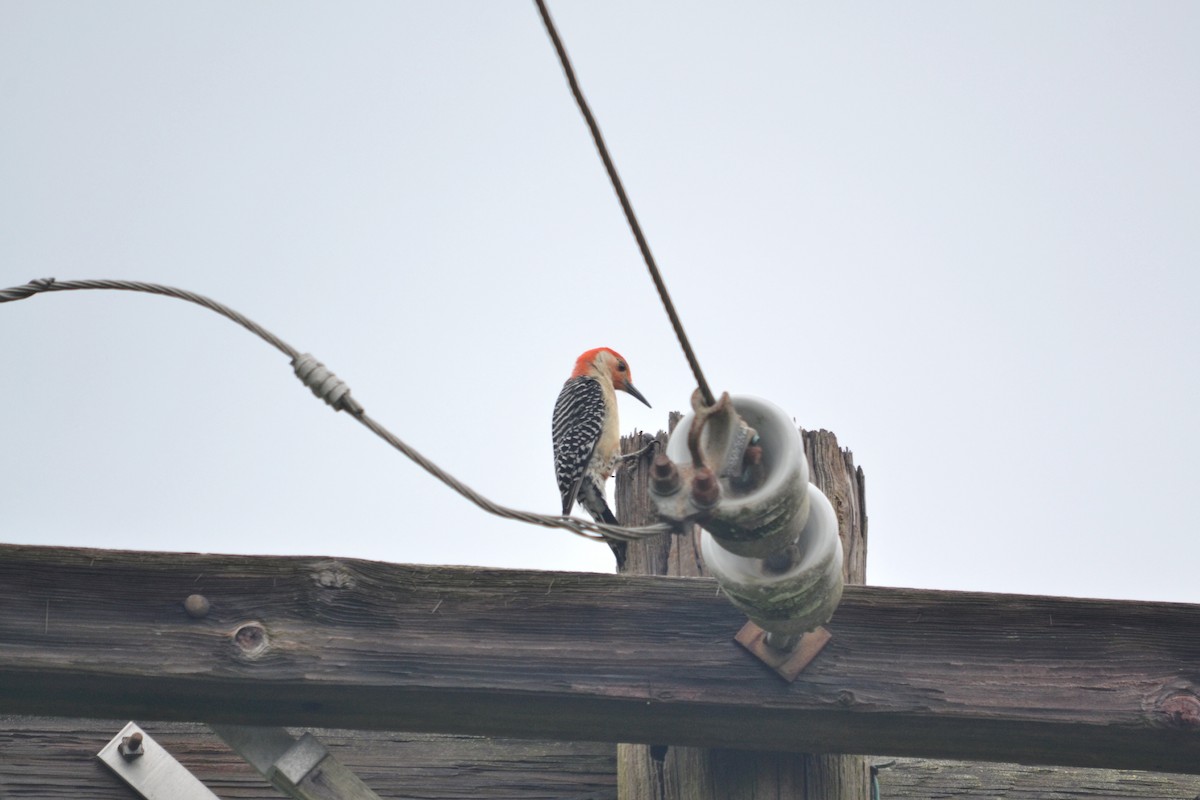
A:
552,376,605,516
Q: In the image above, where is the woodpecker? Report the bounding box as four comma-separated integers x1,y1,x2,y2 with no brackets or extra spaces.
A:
552,347,651,568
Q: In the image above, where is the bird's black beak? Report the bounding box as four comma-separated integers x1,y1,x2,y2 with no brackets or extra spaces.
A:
623,381,651,408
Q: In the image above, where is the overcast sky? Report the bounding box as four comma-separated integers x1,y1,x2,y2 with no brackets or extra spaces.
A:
3,2,1198,604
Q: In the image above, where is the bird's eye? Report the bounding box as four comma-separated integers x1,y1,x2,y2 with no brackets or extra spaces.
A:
617,362,627,372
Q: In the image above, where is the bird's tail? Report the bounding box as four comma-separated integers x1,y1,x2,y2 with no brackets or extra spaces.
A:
596,505,629,570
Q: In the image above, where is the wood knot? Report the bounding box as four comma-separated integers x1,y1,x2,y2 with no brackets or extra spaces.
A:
312,562,356,589
1157,693,1200,730
231,622,269,659
836,690,857,707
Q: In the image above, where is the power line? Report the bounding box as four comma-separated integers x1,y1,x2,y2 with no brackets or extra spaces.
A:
533,0,717,407
0,277,295,358
1,277,672,545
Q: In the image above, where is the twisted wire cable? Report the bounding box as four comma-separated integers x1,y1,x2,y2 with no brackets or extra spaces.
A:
1,277,297,358
1,277,672,544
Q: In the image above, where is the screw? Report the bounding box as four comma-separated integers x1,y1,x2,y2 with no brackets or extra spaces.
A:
691,467,720,507
184,594,210,619
650,454,681,495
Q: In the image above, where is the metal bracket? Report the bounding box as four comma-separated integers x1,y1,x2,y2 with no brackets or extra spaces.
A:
211,724,383,800
97,722,221,800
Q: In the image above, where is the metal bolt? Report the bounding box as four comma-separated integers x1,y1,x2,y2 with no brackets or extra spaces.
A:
119,731,144,760
184,594,210,619
691,466,720,507
650,454,681,496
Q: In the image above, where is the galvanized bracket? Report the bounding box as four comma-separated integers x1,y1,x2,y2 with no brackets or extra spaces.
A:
97,722,221,800
211,724,383,800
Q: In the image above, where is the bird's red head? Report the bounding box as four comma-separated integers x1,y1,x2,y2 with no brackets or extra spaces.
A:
571,347,651,407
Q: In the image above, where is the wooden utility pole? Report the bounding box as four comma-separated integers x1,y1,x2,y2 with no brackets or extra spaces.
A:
615,419,870,800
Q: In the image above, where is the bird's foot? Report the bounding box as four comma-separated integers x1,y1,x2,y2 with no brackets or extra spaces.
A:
620,436,660,463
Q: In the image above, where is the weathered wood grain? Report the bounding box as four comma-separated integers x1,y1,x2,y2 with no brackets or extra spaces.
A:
0,542,1198,774
0,716,617,799
4,716,1199,799
874,757,1200,799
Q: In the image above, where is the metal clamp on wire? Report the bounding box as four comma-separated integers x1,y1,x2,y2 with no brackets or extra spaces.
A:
292,353,363,415
651,391,843,681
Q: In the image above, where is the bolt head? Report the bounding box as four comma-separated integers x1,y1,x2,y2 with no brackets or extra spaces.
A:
184,594,210,619
650,454,681,495
691,467,720,507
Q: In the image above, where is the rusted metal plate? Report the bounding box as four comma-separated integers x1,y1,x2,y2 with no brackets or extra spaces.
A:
735,622,832,682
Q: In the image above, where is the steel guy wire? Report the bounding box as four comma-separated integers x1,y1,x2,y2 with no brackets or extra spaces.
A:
533,0,717,407
0,277,673,544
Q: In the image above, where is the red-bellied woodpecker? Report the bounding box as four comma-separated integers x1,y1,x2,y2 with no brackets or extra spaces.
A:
552,347,651,568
